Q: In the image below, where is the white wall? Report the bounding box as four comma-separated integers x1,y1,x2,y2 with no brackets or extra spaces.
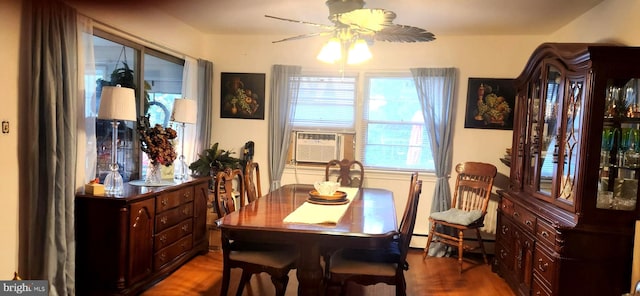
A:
0,0,22,279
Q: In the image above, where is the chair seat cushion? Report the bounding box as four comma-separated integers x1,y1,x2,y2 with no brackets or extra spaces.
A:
430,208,483,226
329,248,398,277
229,249,297,269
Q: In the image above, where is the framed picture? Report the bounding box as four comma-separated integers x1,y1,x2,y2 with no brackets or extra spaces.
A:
464,78,516,130
220,72,265,119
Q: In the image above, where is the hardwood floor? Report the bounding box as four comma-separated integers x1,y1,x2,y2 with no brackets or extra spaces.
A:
141,248,515,296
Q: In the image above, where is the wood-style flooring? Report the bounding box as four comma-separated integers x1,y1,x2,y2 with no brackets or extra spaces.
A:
140,248,515,296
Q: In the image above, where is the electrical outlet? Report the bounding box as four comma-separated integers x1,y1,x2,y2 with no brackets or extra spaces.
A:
2,121,9,134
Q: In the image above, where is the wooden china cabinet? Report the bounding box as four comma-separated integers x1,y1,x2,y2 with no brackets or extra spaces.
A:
75,177,210,295
494,43,640,296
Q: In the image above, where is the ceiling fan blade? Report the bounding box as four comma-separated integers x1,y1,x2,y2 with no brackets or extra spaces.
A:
265,15,334,30
271,31,333,43
335,9,396,32
374,25,436,42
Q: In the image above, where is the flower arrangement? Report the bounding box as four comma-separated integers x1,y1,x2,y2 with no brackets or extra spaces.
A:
136,115,178,166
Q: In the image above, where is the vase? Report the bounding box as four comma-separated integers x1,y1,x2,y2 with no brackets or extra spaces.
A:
145,162,162,184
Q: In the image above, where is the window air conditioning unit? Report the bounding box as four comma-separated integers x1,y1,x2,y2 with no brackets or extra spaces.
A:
295,132,340,163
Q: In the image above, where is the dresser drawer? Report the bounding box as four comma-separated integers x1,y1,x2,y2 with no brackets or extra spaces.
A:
532,274,553,296
155,202,193,232
497,214,515,241
512,204,536,232
154,235,193,270
535,219,557,247
495,241,514,272
533,246,556,287
500,197,514,216
156,187,195,213
154,218,193,251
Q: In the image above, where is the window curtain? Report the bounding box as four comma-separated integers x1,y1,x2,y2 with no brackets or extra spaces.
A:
268,65,301,191
180,57,198,164
193,59,213,157
411,67,457,257
20,1,78,295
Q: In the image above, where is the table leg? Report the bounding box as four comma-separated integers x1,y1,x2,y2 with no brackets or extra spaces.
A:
297,243,324,296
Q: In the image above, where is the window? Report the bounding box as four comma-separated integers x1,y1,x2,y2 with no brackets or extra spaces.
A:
91,29,184,182
361,74,435,171
291,73,357,131
288,71,435,171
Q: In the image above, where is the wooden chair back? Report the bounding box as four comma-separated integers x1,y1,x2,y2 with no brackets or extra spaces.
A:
399,178,422,267
451,162,497,216
325,159,364,188
244,161,262,203
214,167,245,218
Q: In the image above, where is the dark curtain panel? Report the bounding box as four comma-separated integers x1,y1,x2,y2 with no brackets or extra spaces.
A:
19,1,78,295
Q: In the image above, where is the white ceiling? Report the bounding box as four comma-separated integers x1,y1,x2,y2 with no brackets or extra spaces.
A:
154,0,604,37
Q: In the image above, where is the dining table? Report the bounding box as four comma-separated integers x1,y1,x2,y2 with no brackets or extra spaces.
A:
217,183,398,296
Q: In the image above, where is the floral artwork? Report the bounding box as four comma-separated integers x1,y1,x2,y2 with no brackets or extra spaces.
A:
464,78,515,130
220,73,265,119
136,115,178,166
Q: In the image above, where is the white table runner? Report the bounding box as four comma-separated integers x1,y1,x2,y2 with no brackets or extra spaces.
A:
283,187,359,225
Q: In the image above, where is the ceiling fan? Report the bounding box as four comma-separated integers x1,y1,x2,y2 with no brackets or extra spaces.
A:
265,0,435,64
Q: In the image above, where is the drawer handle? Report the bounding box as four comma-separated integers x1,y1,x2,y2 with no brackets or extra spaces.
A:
159,252,167,262
513,211,520,218
161,216,168,225
538,258,548,272
182,224,189,232
161,198,168,206
182,208,189,215
525,220,533,226
500,249,507,259
541,231,549,238
160,234,167,243
501,225,509,235
183,192,190,199
181,242,187,249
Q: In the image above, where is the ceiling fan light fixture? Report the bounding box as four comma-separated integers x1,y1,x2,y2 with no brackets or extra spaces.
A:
346,39,371,64
317,37,342,64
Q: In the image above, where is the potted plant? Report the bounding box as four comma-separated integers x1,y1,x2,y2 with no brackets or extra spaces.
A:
189,142,242,179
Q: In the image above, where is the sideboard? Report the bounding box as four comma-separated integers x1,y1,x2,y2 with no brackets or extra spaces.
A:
75,177,210,295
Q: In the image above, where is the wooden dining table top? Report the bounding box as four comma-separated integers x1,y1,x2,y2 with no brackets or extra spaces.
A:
217,183,398,296
218,183,398,240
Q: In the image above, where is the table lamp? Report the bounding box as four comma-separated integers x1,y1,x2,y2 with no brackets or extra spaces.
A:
98,85,137,194
171,98,197,181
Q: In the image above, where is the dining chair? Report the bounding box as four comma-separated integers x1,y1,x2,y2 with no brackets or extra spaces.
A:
244,160,262,202
325,173,422,296
217,167,297,296
325,158,365,188
422,161,497,273
214,168,245,218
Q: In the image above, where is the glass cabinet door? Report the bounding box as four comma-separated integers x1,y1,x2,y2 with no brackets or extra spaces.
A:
557,79,584,206
537,65,561,196
597,78,640,211
525,74,542,191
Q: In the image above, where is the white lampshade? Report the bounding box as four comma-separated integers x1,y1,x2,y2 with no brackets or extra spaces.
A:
347,39,372,64
317,38,342,64
98,85,137,121
171,98,197,124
